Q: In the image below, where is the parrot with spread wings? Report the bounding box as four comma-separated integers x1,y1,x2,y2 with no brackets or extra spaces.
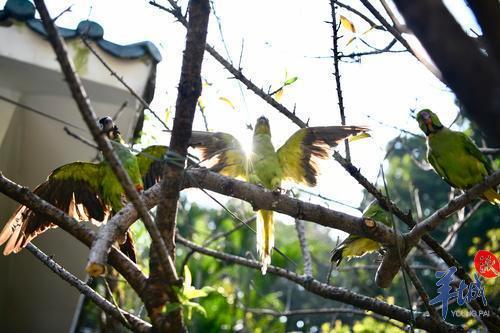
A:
416,109,499,204
189,116,369,274
331,200,390,266
0,116,168,260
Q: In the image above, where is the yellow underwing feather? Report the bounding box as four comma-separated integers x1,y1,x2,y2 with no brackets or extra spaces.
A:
277,126,369,186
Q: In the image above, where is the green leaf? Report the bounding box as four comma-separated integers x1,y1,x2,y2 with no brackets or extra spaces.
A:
185,301,207,317
183,265,192,289
283,76,298,86
183,287,208,300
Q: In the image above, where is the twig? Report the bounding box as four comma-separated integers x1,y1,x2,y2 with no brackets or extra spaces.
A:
80,37,170,131
246,307,405,330
149,0,307,128
358,0,442,81
402,262,442,325
295,219,313,277
176,235,461,332
441,201,484,251
330,1,351,161
334,1,384,30
180,216,256,269
0,94,86,131
26,244,151,332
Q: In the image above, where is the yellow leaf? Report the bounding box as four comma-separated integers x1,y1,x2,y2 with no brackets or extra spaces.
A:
340,15,356,33
219,96,236,111
345,36,356,46
274,88,284,102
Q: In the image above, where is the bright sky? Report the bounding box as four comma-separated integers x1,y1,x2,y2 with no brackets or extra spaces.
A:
1,0,479,229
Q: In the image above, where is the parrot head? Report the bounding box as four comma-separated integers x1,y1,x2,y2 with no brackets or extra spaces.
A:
254,116,271,136
416,109,443,135
99,116,120,140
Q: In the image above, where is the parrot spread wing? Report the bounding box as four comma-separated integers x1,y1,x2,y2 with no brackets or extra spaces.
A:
136,145,169,189
189,131,248,179
277,126,369,186
0,162,107,255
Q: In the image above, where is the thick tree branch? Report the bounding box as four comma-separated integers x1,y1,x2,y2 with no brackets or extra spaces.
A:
391,0,500,146
88,169,398,273
177,235,461,332
376,170,500,288
32,0,177,284
294,219,313,277
26,244,152,333
149,0,210,331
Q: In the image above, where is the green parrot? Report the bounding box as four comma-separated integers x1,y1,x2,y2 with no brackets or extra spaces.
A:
189,116,368,274
330,200,390,266
416,109,499,204
0,117,168,259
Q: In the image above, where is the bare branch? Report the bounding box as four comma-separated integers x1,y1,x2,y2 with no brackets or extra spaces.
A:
33,0,177,284
89,169,398,272
80,37,170,131
330,1,351,160
246,307,405,330
149,0,307,128
176,235,461,332
26,244,152,333
402,262,442,325
294,219,313,277
358,0,442,81
391,0,500,146
376,170,500,288
149,0,211,330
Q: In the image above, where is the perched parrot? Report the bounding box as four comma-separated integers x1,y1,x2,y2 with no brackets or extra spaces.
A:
330,200,390,266
189,116,369,274
0,117,168,260
416,109,499,204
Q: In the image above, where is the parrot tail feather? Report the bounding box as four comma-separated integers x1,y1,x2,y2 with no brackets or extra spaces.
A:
256,210,274,275
483,188,500,205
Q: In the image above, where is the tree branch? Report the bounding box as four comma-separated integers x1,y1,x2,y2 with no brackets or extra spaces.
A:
149,0,307,128
26,243,152,333
149,0,210,331
294,219,313,277
246,307,405,330
176,235,461,332
330,1,351,160
391,0,500,146
88,169,398,273
375,170,500,288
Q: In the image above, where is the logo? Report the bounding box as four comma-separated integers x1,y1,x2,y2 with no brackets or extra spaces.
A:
474,250,499,279
429,266,487,320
